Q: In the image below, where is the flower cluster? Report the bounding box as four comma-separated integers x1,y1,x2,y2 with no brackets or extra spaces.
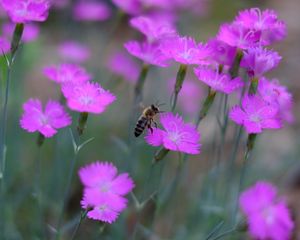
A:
73,1,111,22
145,112,201,154
240,181,294,240
79,162,134,223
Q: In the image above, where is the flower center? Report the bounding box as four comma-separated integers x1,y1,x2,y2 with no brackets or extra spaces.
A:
79,96,93,105
249,114,261,123
39,114,49,125
262,206,275,225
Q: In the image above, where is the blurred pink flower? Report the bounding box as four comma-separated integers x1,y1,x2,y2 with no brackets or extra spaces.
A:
79,161,134,223
130,15,177,43
241,47,281,77
0,36,10,54
235,8,287,45
161,36,211,65
1,0,50,23
258,77,294,123
51,0,70,9
145,112,201,154
240,181,294,240
62,82,116,114
73,1,111,22
20,99,71,138
58,41,91,63
194,66,243,94
207,38,237,66
229,95,282,134
124,41,169,67
43,63,92,84
167,78,203,116
111,0,142,15
106,51,140,83
2,22,40,42
217,23,261,49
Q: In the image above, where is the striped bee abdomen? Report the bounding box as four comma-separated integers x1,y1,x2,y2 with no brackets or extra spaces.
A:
134,116,148,137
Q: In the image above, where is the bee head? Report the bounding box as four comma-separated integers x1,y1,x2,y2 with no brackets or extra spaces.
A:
151,104,159,113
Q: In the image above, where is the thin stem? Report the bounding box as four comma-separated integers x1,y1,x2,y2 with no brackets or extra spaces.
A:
55,133,81,239
229,49,243,78
134,64,149,106
196,88,217,126
171,64,187,112
34,133,45,238
210,227,236,240
71,209,89,240
0,23,24,237
204,221,225,240
248,77,259,95
77,112,89,136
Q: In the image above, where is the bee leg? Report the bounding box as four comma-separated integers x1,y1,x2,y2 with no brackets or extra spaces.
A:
148,122,154,134
153,120,158,128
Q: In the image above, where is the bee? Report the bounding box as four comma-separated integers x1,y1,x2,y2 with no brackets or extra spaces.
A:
134,104,163,137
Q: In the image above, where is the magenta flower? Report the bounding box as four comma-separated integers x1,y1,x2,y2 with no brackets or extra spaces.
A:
145,112,201,154
124,41,169,67
235,8,287,45
130,16,177,43
1,0,50,23
20,99,71,138
79,161,134,223
207,38,237,66
51,0,70,9
217,23,261,49
62,82,116,114
0,36,10,55
194,66,243,94
241,47,281,77
3,23,40,43
229,95,282,134
161,36,211,65
106,51,140,83
43,63,92,85
111,0,142,15
258,77,294,123
58,41,91,63
73,1,111,22
240,181,294,240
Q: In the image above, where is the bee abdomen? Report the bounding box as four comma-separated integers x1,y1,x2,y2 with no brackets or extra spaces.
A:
134,117,148,137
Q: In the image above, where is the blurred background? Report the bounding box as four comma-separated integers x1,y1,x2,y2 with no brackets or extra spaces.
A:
1,0,300,239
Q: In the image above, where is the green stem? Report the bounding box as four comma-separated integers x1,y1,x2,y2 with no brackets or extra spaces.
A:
248,77,259,95
71,209,89,240
229,49,243,78
134,64,149,106
77,112,89,136
56,138,81,239
196,88,217,126
153,147,169,163
0,23,24,238
210,227,236,240
171,64,187,112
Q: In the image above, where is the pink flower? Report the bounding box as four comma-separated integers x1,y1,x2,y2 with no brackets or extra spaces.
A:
207,38,237,66
58,41,91,63
1,0,50,23
217,23,261,49
161,36,211,65
194,66,243,94
2,22,40,42
43,63,92,85
145,112,201,154
111,0,142,15
239,181,294,240
62,82,116,114
258,77,294,123
241,47,281,77
235,8,287,45
124,41,169,67
0,36,10,55
20,99,71,138
106,51,140,83
79,161,134,223
130,16,177,43
229,95,282,134
51,0,70,9
73,1,111,22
